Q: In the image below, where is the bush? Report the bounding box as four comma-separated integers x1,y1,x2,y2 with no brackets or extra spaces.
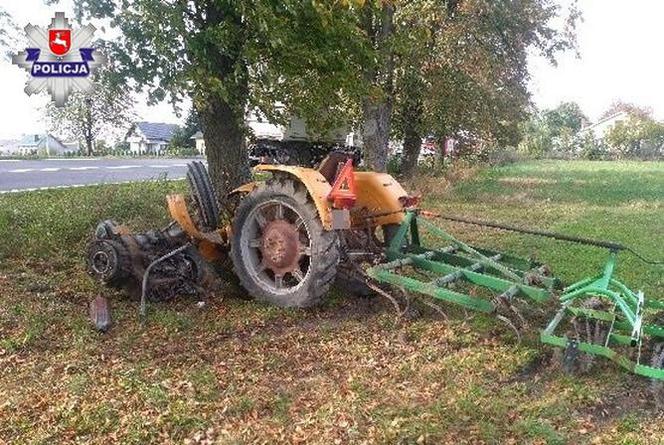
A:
166,145,198,157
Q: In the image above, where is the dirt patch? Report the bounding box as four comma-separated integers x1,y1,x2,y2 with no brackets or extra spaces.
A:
498,176,558,185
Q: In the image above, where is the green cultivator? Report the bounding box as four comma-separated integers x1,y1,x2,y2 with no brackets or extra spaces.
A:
89,159,664,402
367,210,664,398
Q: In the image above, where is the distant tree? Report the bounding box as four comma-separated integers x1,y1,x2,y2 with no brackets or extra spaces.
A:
182,109,200,144
519,101,587,155
605,115,664,159
392,0,580,174
600,100,652,121
518,114,553,156
46,64,136,156
542,102,588,136
75,0,369,205
578,131,605,160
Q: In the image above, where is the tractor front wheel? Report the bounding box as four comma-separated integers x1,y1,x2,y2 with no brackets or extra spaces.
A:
230,178,340,307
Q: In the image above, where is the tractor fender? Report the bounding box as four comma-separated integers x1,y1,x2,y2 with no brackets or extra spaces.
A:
254,164,334,230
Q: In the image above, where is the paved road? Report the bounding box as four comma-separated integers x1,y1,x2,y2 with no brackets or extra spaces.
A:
0,157,204,193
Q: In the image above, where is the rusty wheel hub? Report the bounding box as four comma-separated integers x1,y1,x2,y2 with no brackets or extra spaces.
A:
260,219,302,275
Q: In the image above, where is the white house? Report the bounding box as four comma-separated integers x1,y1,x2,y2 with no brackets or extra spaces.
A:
14,134,75,156
191,131,206,155
125,122,180,155
582,111,629,139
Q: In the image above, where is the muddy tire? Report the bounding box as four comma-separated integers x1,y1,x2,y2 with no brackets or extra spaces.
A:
187,161,220,231
230,178,340,307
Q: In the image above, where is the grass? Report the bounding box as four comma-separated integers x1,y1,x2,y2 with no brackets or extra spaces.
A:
0,161,663,444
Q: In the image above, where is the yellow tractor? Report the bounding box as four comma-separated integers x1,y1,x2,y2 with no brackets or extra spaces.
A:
87,152,410,308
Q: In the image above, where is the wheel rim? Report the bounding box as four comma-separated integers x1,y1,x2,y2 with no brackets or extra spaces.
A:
240,199,312,295
90,243,118,279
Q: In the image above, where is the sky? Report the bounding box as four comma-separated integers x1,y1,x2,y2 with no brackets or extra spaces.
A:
0,0,663,140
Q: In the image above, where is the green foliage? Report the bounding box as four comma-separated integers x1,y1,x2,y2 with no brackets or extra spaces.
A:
45,54,136,155
578,132,606,160
424,1,579,148
604,115,664,160
542,102,588,135
519,101,588,156
77,0,367,134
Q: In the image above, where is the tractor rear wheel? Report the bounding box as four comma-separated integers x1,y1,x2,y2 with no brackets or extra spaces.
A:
230,178,340,307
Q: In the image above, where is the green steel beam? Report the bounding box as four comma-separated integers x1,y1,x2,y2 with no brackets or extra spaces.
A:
540,332,664,379
366,267,496,313
385,251,552,303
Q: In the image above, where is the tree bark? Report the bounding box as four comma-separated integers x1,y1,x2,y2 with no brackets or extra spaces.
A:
401,121,422,176
399,72,424,177
192,3,250,208
362,101,392,172
435,135,448,169
85,98,93,156
360,2,395,173
198,95,251,208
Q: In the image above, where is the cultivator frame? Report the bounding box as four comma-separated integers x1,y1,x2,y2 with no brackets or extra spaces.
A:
88,158,664,390
367,210,664,381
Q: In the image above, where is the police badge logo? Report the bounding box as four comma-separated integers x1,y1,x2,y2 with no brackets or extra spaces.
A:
12,12,106,107
49,29,72,56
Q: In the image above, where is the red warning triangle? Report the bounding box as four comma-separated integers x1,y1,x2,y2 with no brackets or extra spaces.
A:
327,158,357,209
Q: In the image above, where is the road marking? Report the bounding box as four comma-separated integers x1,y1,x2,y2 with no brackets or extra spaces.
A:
0,177,184,194
8,168,35,173
0,159,20,162
149,164,171,168
172,163,187,167
105,165,141,170
40,167,61,172
68,166,100,171
45,158,97,161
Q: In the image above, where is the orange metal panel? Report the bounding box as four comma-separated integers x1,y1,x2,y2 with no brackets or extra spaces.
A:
166,193,226,260
255,165,334,229
351,172,407,227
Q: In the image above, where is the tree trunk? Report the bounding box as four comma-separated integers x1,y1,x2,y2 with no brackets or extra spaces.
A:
360,2,395,173
190,3,250,209
85,99,93,156
435,136,448,169
401,122,422,177
399,72,424,177
85,137,93,156
198,95,251,208
362,101,392,172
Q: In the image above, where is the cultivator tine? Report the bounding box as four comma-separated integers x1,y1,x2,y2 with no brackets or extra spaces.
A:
434,254,502,286
499,285,520,301
368,211,557,324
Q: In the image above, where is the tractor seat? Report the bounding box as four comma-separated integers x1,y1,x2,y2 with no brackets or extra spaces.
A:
318,151,355,185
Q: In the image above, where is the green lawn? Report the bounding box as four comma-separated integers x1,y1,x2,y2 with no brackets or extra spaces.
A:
0,160,663,444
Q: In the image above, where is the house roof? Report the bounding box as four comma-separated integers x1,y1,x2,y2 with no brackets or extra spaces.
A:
583,111,629,131
18,134,44,147
134,122,180,142
191,130,203,139
17,134,68,151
